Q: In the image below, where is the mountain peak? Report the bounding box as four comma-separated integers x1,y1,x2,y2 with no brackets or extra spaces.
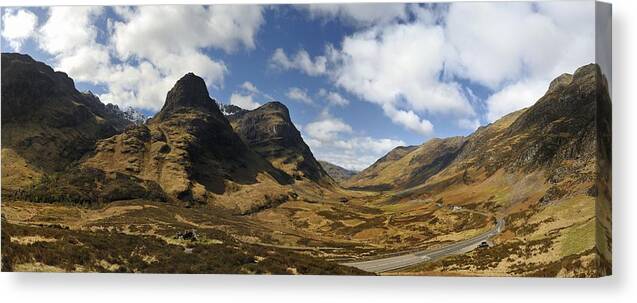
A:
547,73,573,93
257,101,291,119
154,72,218,121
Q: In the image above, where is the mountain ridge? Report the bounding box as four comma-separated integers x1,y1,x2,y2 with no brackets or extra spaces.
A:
318,160,358,183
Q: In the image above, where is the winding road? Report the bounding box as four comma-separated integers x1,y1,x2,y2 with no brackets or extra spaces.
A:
342,217,505,273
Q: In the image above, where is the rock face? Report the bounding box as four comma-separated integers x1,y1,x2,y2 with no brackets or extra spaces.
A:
228,102,334,186
84,73,291,203
318,161,357,183
0,53,131,187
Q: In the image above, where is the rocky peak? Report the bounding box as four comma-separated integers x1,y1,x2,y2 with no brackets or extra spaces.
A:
259,101,289,113
547,73,573,93
228,101,333,185
154,72,219,121
507,63,602,136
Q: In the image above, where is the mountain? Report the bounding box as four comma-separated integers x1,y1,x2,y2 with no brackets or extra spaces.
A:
318,161,357,183
343,145,418,190
349,64,607,195
83,73,292,205
227,102,334,187
0,53,132,189
105,103,147,125
217,102,247,116
343,138,464,191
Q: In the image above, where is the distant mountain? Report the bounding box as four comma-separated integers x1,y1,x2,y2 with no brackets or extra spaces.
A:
217,102,247,116
104,103,147,125
0,53,132,188
343,138,464,191
318,161,357,183
350,145,418,187
228,102,334,187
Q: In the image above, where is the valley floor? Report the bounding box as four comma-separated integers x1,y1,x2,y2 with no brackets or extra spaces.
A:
0,176,606,277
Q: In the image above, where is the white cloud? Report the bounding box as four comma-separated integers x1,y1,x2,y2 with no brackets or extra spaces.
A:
300,3,408,26
1,9,38,51
444,2,595,121
230,93,261,110
484,80,547,123
272,17,475,136
445,2,594,90
323,21,472,136
270,48,327,76
331,22,474,118
286,87,313,104
111,5,263,57
275,2,595,132
25,5,266,111
303,111,405,171
318,89,349,107
382,104,434,135
457,118,482,131
305,113,352,141
39,7,103,55
241,81,259,94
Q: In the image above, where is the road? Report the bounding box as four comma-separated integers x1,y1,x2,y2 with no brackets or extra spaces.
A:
341,217,505,273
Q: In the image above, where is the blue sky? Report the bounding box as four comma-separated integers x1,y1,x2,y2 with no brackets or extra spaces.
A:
1,2,596,170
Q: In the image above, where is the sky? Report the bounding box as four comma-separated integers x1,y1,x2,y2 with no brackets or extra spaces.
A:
0,2,597,171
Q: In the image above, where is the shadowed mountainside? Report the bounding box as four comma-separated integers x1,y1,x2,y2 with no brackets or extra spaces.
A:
0,54,132,168
0,53,132,189
228,102,334,187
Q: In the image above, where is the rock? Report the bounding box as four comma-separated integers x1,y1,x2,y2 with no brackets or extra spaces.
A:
175,229,199,242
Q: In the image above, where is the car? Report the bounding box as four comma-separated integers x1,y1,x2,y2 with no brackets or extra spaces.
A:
478,241,489,249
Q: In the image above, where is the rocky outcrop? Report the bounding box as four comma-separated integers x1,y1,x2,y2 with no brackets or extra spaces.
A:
228,102,334,186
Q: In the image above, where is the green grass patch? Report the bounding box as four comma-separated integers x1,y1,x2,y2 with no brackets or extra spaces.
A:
560,219,595,257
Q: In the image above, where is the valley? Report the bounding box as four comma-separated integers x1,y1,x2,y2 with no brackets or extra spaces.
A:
1,53,611,277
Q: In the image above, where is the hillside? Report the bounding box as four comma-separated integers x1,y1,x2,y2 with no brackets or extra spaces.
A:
0,53,132,189
343,138,464,191
349,64,612,276
318,161,357,183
